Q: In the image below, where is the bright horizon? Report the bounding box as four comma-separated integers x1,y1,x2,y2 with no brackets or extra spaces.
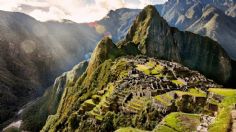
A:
0,0,167,23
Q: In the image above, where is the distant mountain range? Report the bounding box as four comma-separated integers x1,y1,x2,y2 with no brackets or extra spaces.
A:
0,0,235,130
156,0,236,60
99,0,236,59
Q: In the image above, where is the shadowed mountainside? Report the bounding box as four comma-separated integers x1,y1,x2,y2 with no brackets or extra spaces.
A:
0,10,102,128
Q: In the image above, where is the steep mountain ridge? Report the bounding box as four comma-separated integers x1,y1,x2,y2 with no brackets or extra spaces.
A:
123,5,232,85
86,0,236,60
157,0,236,59
187,5,236,60
18,61,88,131
40,5,234,132
0,7,139,127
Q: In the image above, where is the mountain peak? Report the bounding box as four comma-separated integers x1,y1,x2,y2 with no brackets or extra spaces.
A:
142,5,159,15
125,5,169,54
86,37,121,75
122,4,232,84
136,5,166,25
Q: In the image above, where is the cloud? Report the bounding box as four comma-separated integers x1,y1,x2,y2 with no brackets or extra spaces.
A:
0,0,167,23
29,7,66,21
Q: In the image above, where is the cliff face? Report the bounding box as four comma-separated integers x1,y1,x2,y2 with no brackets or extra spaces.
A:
20,61,88,132
157,0,236,60
187,5,236,60
123,5,232,85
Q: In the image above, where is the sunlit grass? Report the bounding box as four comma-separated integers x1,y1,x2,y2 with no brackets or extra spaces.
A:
175,89,206,97
208,88,236,97
154,112,200,132
88,83,115,120
115,127,147,132
208,88,236,132
172,79,185,86
136,60,164,76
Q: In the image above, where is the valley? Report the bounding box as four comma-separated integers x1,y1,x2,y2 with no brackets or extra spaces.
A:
0,0,235,131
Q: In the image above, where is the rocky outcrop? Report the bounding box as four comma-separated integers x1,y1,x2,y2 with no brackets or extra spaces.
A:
86,37,123,76
197,115,215,132
122,5,233,85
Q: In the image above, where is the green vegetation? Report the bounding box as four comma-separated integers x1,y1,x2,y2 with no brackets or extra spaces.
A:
9,4,235,132
208,107,231,132
146,60,156,67
84,99,96,106
89,83,115,120
151,65,164,75
155,92,174,106
118,41,140,56
40,35,230,132
207,98,219,105
154,125,177,132
111,59,130,79
188,88,205,95
172,79,185,86
136,60,164,76
154,112,200,132
126,97,150,113
136,64,151,75
208,88,236,132
175,89,206,97
21,86,58,132
115,127,147,132
208,88,236,96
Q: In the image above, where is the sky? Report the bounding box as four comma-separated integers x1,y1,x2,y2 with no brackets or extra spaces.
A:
0,0,167,23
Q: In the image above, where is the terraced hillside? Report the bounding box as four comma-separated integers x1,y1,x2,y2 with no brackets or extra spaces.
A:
38,5,236,132
41,54,236,132
39,37,226,131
